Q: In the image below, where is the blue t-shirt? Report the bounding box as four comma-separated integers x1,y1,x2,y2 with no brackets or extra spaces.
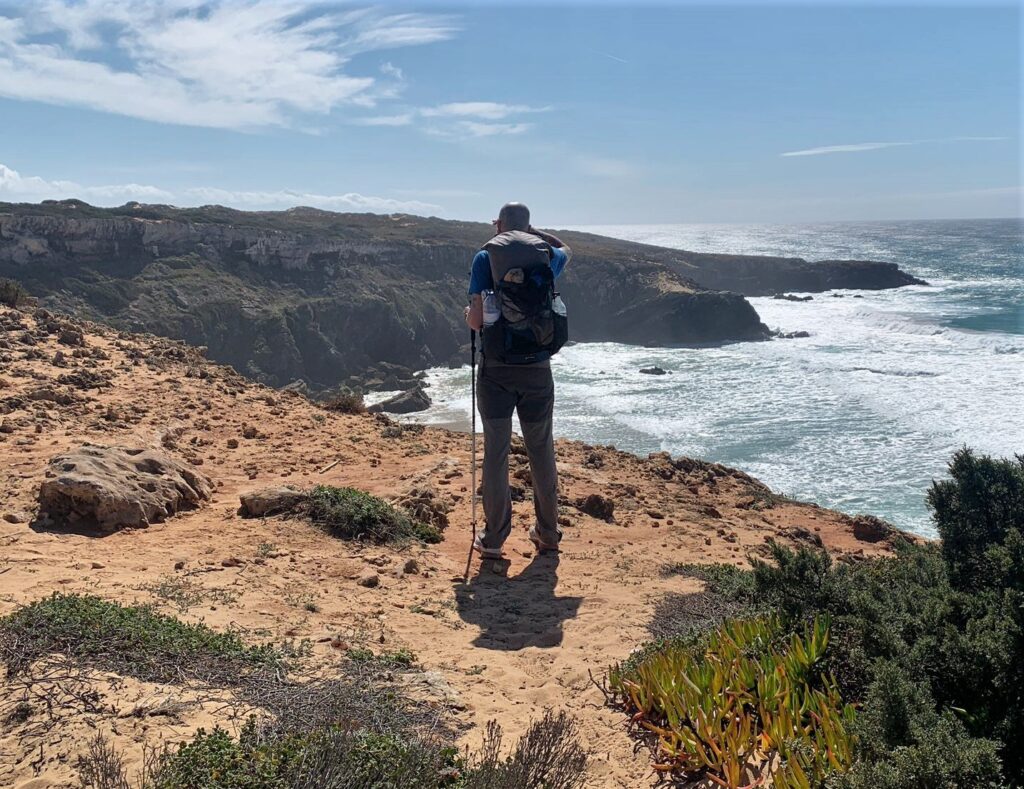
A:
468,246,569,295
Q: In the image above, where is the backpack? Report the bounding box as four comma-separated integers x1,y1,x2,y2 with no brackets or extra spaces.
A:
480,232,568,365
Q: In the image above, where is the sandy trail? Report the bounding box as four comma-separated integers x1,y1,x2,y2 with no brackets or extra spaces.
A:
0,306,895,788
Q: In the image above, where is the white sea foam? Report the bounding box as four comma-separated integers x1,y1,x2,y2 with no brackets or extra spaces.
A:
420,220,1024,537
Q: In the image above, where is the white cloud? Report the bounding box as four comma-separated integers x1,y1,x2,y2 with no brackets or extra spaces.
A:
0,1,459,130
380,61,404,80
354,101,548,138
353,114,415,127
183,186,440,214
781,142,914,157
0,162,442,215
782,136,1009,157
421,102,549,120
0,163,174,203
425,120,535,139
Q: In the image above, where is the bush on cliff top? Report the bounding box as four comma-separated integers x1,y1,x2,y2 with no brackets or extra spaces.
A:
615,448,1022,787
307,485,442,544
321,390,366,415
0,278,30,308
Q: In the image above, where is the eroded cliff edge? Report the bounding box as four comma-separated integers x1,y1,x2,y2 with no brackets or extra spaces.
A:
0,201,922,389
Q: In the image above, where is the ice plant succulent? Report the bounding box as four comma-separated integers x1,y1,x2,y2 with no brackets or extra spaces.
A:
608,615,855,788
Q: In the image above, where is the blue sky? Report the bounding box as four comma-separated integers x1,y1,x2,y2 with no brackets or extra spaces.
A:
0,1,1019,223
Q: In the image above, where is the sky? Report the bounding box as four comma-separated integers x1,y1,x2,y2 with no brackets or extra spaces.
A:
0,0,1020,224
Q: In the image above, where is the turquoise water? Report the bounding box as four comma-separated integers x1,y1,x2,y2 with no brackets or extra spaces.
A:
421,219,1023,537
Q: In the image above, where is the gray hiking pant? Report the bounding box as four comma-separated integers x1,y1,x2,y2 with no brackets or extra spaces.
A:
476,362,561,551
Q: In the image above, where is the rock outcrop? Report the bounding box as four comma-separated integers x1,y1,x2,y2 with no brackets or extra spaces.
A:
38,444,213,531
367,386,432,415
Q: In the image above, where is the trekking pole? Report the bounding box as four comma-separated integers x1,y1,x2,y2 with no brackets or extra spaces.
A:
464,328,478,580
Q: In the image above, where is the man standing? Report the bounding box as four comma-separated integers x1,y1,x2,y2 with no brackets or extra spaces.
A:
464,202,571,559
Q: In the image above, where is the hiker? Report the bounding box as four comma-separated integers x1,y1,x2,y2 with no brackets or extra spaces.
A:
464,202,571,559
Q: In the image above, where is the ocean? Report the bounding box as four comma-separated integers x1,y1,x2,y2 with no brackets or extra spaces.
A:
418,219,1023,538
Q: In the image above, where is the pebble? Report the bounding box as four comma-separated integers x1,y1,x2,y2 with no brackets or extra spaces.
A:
358,572,380,588
2,511,28,524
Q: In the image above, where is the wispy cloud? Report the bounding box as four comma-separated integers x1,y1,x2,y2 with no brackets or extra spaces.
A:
782,136,1009,157
429,121,535,139
420,102,550,120
355,101,549,139
0,1,459,130
0,162,442,215
353,114,415,127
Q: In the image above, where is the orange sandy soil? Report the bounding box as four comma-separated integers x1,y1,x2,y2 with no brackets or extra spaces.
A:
0,306,897,788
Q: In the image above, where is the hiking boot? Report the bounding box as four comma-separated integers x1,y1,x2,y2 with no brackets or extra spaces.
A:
473,534,503,560
528,525,561,554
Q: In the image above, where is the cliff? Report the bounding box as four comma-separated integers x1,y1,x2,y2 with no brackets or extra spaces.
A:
0,200,921,390
552,229,928,296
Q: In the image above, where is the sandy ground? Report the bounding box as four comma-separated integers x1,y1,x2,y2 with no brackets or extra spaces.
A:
0,305,899,788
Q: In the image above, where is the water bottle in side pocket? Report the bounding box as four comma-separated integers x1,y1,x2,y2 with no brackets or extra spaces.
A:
482,289,500,326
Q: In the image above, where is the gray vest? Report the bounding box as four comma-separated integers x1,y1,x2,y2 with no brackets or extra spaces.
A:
483,230,552,285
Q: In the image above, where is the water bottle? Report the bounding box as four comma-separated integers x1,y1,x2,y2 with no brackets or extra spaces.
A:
482,289,500,326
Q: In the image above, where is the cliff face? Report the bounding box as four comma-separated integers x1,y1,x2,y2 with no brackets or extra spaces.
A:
550,230,927,296
0,201,919,389
0,202,775,389
660,252,927,296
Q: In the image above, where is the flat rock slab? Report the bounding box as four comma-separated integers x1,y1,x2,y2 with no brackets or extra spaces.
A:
38,444,213,532
238,486,306,518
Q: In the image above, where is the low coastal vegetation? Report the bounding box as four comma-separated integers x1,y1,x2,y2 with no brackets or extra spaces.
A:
0,277,30,308
0,594,586,788
609,615,854,787
321,389,366,414
0,593,280,685
610,448,1023,787
307,485,444,544
79,710,587,789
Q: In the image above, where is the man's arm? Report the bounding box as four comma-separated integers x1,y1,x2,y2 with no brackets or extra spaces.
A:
465,250,489,331
464,294,483,331
528,225,567,249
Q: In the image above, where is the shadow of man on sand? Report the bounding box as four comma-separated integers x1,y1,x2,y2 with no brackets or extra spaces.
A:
453,554,583,650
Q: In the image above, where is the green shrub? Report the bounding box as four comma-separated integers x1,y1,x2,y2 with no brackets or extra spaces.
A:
831,661,1004,789
144,722,460,789
307,486,442,544
0,593,279,685
928,448,1024,592
80,713,588,789
321,390,366,415
0,278,29,308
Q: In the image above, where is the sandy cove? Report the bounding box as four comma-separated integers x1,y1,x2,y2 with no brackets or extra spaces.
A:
0,306,899,788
